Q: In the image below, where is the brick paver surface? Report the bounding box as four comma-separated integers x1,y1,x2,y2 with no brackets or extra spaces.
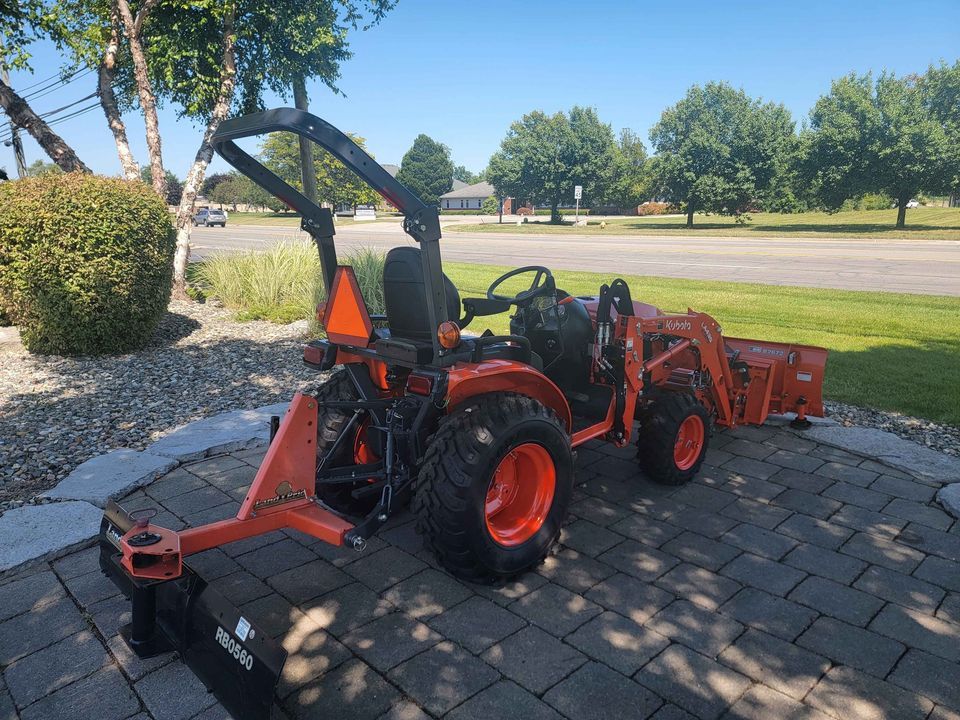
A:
2,424,959,719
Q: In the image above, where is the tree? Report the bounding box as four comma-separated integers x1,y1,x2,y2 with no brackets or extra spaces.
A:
807,72,950,227
25,159,63,176
139,166,182,205
115,0,165,196
202,172,233,197
453,164,482,184
650,82,794,227
921,60,960,199
488,106,616,222
258,131,380,209
606,128,650,210
135,0,393,294
49,0,141,180
396,134,454,206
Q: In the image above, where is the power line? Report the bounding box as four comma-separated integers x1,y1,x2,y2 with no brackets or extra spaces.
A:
38,92,98,119
23,69,94,102
10,67,79,94
0,102,100,144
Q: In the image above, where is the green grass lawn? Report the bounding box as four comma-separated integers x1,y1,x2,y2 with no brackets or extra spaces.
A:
448,207,960,240
443,262,960,425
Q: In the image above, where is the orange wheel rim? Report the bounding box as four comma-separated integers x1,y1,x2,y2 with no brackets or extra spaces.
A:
485,443,556,547
674,415,705,470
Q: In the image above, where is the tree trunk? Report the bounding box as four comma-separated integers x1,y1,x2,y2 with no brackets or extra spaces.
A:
116,0,166,198
172,4,237,297
551,201,560,224
0,78,90,173
292,76,318,203
99,4,140,181
896,195,908,229
686,200,695,228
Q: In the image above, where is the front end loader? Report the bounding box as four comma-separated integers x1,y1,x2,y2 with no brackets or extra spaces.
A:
98,108,827,720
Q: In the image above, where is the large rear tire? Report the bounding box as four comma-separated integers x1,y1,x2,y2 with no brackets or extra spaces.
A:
414,393,573,584
314,370,379,514
637,392,710,485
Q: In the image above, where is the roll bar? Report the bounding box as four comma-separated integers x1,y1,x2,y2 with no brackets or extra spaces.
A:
211,108,449,363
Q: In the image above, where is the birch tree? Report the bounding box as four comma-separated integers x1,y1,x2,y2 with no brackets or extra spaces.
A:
138,0,394,294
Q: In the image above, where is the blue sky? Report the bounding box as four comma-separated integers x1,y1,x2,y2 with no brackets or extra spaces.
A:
3,0,959,179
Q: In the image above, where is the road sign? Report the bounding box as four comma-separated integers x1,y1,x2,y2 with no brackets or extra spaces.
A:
574,185,582,200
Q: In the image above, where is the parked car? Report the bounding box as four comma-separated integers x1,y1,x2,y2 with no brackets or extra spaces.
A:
193,208,227,227
906,199,920,208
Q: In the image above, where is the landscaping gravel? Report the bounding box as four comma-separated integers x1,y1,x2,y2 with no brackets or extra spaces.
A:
2,300,957,510
0,300,322,508
825,400,960,459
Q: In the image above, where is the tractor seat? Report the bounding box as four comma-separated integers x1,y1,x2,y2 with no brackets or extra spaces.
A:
382,246,461,343
378,246,540,369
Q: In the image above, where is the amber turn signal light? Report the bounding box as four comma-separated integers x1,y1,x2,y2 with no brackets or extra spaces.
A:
437,321,461,349
315,301,327,323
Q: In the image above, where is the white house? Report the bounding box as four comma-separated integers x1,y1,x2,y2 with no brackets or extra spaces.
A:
439,181,495,210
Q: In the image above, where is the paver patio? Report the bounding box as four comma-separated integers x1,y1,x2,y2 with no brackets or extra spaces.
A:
2,423,959,720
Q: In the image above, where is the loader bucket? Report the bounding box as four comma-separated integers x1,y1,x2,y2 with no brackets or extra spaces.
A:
98,501,287,720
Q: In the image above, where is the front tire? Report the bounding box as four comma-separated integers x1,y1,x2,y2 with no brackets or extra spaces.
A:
637,392,710,485
415,393,573,583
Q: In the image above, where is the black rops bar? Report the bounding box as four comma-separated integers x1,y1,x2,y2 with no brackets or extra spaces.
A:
210,109,449,364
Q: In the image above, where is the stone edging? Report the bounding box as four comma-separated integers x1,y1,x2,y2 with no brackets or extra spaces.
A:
2,404,957,576
0,402,288,574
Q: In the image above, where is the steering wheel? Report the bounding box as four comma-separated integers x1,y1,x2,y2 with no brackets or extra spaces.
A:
487,265,555,305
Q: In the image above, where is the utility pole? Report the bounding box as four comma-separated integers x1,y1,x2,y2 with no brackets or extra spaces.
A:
292,76,318,204
0,48,27,178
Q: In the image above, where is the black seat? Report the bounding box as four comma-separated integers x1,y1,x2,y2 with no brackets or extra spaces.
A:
382,247,461,343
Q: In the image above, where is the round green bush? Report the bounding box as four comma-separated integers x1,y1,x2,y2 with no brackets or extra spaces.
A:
0,173,175,355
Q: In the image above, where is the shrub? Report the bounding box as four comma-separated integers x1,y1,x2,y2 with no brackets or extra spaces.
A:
636,202,671,216
481,196,500,215
841,193,893,211
196,241,323,324
195,242,386,332
0,173,175,355
515,207,533,216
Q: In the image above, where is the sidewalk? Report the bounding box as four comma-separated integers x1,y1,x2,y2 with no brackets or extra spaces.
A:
2,424,959,720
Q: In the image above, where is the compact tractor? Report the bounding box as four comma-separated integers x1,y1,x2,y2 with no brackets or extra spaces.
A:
98,109,827,720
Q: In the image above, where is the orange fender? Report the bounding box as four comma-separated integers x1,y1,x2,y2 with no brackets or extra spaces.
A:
445,359,572,432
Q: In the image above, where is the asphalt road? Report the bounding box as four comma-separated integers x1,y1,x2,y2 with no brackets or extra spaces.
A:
190,218,960,296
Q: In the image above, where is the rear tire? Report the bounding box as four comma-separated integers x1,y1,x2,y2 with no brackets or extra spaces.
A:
637,393,710,485
415,393,573,584
314,370,378,515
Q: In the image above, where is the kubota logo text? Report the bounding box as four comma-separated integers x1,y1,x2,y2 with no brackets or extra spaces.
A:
215,626,254,671
666,319,691,332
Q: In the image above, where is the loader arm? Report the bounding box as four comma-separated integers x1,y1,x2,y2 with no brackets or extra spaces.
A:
640,312,737,426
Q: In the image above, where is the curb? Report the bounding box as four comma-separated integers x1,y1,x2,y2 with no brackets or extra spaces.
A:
0,402,287,577
803,426,960,486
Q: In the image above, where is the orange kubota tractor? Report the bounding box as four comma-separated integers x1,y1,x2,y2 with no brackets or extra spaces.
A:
98,109,827,720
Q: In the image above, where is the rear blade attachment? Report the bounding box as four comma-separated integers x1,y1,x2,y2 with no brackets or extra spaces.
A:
99,501,287,720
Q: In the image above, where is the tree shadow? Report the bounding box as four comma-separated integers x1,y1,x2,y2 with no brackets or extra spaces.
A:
145,310,203,349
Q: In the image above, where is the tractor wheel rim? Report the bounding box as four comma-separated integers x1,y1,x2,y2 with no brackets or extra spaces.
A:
674,415,705,470
485,443,556,547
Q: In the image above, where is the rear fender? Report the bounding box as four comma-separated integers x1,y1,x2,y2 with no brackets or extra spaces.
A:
445,360,572,432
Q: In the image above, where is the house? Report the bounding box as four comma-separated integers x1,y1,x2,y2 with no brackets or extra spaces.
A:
439,181,495,210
